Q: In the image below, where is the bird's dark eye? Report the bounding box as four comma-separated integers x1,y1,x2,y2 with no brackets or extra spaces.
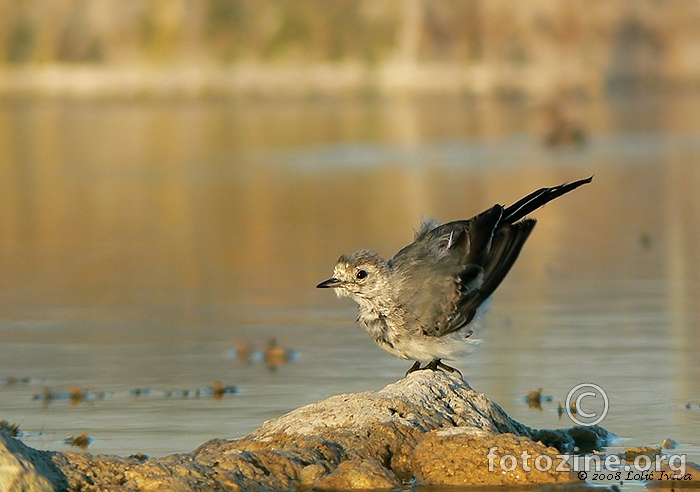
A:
356,270,368,280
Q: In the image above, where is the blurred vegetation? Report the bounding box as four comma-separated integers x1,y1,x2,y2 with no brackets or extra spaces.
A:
0,420,20,437
1,0,700,97
1,0,403,65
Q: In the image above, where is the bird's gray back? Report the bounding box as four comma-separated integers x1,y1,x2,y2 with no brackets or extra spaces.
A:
386,218,487,337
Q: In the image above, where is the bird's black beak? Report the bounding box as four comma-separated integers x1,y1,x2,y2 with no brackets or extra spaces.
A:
316,278,342,288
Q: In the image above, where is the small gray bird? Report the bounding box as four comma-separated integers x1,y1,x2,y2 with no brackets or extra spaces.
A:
317,177,592,376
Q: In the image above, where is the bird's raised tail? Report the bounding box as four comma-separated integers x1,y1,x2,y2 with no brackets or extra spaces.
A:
456,176,592,328
501,176,593,225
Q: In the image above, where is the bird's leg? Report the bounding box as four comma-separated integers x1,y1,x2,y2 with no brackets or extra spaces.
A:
425,359,463,378
405,361,422,376
436,360,463,378
406,359,463,378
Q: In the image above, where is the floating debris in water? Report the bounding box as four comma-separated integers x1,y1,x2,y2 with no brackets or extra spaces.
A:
33,386,110,406
686,402,698,410
233,342,252,364
621,445,660,461
618,439,678,462
1,376,32,387
0,420,20,437
1,423,46,440
556,400,577,418
226,338,298,371
164,389,196,399
661,438,677,450
264,338,294,371
130,388,152,397
160,382,238,400
226,341,254,363
63,432,92,450
523,388,553,410
212,380,238,400
70,385,85,406
32,383,238,405
33,387,54,406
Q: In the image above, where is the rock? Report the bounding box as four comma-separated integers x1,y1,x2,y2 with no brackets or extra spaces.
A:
0,430,66,492
647,460,700,488
297,462,328,486
312,459,401,491
0,371,612,491
413,428,577,486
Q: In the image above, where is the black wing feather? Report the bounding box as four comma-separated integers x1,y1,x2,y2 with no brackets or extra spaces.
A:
390,176,592,338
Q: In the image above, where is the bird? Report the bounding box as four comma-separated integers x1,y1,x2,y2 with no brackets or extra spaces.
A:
316,176,592,376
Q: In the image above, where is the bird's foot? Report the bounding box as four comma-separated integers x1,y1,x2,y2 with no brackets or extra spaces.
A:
405,359,463,378
404,361,422,376
436,360,463,378
426,359,463,377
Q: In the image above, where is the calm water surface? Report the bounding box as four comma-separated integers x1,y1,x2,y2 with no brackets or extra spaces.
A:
0,93,698,487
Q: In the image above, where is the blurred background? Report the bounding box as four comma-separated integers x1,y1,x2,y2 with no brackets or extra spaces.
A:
1,0,700,98
0,1,699,483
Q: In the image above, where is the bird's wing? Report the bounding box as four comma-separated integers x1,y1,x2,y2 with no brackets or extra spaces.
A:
449,218,536,334
390,177,590,339
390,205,536,338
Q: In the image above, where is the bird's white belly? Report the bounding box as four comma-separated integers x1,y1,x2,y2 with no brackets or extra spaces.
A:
394,328,481,363
378,298,491,363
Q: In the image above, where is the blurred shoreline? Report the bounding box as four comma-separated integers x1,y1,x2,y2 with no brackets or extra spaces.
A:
0,62,597,100
3,0,700,100
3,62,700,101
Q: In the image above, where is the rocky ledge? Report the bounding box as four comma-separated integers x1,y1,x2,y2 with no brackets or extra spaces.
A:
1,371,611,491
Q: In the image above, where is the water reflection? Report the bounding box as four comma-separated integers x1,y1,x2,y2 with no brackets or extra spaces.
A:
0,93,698,464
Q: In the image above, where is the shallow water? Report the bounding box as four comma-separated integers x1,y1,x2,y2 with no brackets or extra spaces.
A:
0,93,699,487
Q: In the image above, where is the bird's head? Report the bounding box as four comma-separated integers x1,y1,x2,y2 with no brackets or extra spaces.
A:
316,250,389,302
